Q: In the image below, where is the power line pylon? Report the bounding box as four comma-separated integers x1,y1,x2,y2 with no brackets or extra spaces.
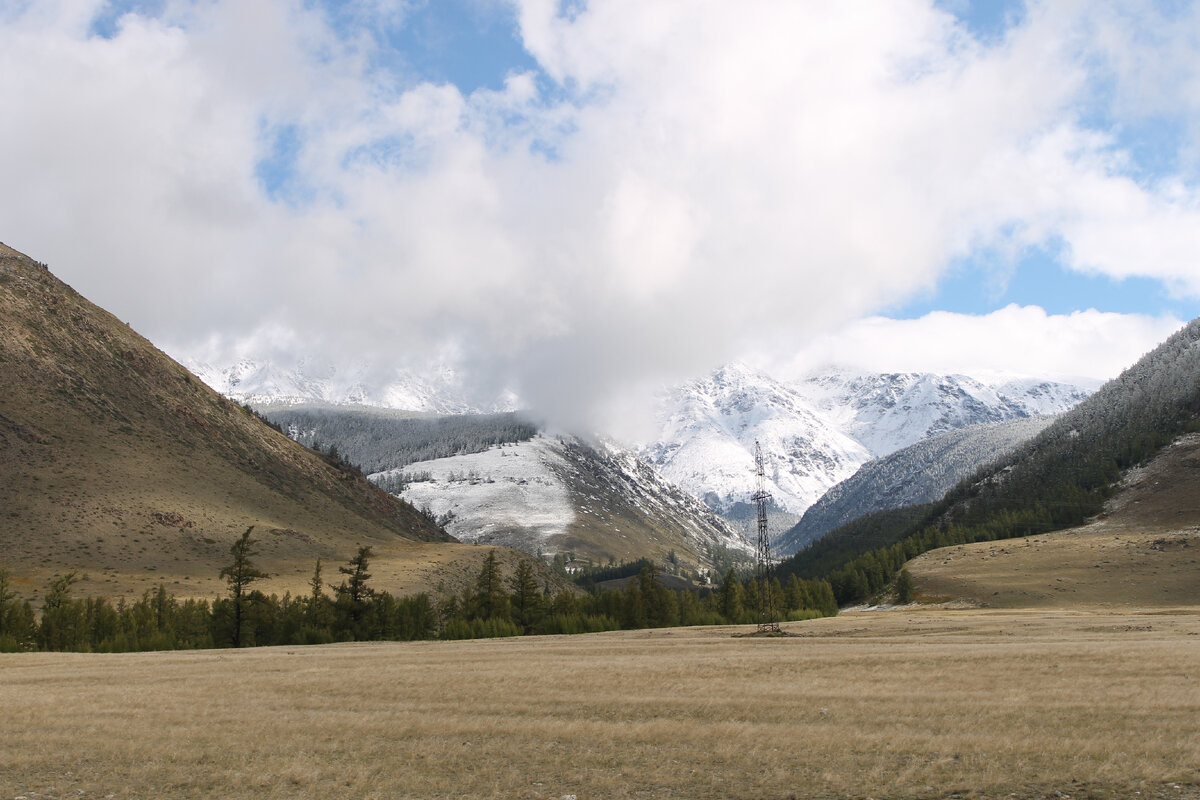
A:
752,440,780,634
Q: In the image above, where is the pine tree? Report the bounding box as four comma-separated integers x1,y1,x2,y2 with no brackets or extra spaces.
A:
742,577,761,625
334,546,375,639
306,559,333,635
473,551,509,621
718,568,744,623
0,569,15,647
895,569,915,604
219,527,269,647
508,559,544,635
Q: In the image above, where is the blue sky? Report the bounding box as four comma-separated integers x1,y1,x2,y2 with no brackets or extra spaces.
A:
374,0,537,93
2,0,1199,421
894,240,1200,321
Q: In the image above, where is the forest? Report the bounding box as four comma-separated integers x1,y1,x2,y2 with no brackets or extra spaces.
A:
260,406,538,475
0,529,836,653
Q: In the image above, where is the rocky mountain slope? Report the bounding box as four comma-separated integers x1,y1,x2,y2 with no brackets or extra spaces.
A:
776,416,1056,555
0,243,515,604
374,434,750,571
640,363,869,538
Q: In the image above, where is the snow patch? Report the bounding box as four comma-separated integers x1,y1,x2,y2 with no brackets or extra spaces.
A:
372,436,575,550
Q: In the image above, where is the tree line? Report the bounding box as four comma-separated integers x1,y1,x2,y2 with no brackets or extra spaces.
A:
0,529,836,653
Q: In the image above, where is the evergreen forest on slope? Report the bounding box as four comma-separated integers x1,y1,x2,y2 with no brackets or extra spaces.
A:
262,406,539,475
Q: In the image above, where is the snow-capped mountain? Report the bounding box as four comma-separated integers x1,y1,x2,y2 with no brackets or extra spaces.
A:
187,357,517,414
640,363,871,520
371,434,751,569
794,370,1094,458
640,363,1093,527
190,354,1093,554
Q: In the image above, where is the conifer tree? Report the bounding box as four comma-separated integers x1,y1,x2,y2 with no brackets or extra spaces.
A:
335,546,375,639
508,559,544,635
473,550,509,621
0,569,15,646
718,568,744,623
219,527,269,647
742,576,761,625
895,569,915,604
38,571,83,650
305,559,333,635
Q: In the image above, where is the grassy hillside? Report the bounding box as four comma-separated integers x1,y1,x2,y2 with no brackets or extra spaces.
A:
0,242,512,604
908,433,1200,608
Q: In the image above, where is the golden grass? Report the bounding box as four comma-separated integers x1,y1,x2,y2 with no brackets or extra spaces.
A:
909,528,1200,609
3,608,1198,799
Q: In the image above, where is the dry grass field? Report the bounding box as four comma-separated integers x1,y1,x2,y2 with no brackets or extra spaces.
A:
909,435,1200,610
3,609,1198,800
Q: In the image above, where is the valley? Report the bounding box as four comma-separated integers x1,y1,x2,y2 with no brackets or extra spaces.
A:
5,5,1199,799
3,242,1199,800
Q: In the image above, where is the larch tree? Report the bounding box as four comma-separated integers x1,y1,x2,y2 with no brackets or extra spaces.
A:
508,559,544,635
220,526,269,648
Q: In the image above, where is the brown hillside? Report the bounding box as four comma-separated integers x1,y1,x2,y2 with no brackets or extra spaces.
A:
909,434,1200,608
0,242,528,604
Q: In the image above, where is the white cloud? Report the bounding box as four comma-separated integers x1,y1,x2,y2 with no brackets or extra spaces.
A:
1,0,1198,426
772,306,1185,385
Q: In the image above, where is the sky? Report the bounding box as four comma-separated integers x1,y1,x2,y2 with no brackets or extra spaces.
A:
2,0,1199,429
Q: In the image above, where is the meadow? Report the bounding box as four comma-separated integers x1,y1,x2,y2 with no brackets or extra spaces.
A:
3,608,1198,800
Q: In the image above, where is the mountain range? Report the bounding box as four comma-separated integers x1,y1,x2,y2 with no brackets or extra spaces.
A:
638,363,1092,533
192,357,1094,543
253,403,749,571
5,237,1194,617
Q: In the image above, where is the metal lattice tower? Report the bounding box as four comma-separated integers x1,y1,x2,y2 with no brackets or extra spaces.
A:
752,440,780,633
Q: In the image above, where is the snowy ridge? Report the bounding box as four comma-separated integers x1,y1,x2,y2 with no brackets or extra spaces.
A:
794,369,1093,458
641,363,1092,526
640,363,871,517
379,437,575,549
372,434,750,568
187,357,517,414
